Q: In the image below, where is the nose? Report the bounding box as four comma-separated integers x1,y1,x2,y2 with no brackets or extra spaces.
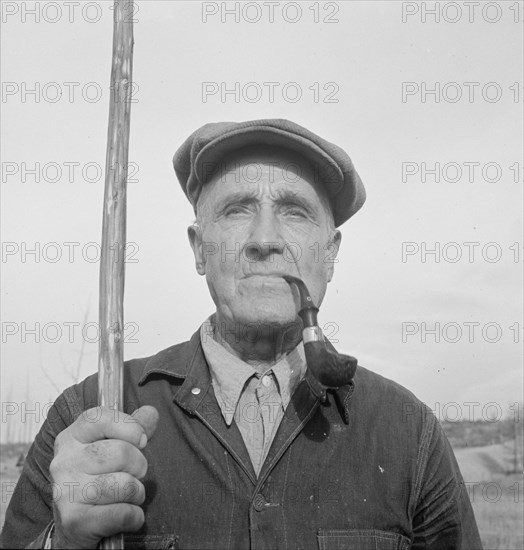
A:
244,205,284,261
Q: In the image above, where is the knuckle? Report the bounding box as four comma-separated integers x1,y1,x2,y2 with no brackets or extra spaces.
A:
123,478,145,505
49,455,69,481
114,504,144,532
93,473,117,503
114,439,132,464
84,438,132,469
126,423,144,446
135,480,145,505
84,439,114,465
107,439,136,472
137,454,148,479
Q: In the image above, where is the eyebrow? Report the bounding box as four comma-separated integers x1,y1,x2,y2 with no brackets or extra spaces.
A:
215,188,319,217
272,189,317,216
214,190,260,214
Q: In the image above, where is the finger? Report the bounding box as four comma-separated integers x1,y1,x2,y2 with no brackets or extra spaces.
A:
70,407,146,448
83,503,145,541
80,439,148,479
79,473,145,506
130,406,159,445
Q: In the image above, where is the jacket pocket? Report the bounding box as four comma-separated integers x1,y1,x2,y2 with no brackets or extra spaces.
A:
123,533,179,550
317,529,411,550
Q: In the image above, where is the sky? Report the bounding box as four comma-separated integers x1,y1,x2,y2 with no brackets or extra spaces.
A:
1,0,523,441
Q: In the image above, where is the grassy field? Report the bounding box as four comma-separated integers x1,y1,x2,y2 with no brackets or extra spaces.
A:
0,443,27,531
454,442,523,550
1,440,523,548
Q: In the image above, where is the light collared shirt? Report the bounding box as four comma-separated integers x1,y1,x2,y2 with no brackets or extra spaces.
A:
200,318,306,475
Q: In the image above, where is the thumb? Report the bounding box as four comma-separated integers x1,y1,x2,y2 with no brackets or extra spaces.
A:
131,405,159,447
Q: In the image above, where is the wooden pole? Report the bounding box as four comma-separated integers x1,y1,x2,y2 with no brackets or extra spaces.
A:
98,1,133,548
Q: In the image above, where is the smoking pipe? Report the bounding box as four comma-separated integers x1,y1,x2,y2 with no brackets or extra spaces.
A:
283,275,358,388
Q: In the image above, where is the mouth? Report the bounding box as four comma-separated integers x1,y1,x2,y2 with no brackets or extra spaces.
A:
241,274,291,290
243,273,289,279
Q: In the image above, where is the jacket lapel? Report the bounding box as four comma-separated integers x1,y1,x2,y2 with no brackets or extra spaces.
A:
256,368,326,486
195,389,258,483
170,331,258,483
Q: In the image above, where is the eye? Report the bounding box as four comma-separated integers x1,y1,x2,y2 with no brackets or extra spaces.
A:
282,206,308,219
224,204,251,217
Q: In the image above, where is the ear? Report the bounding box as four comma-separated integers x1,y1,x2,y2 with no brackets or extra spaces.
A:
187,224,206,276
326,230,342,283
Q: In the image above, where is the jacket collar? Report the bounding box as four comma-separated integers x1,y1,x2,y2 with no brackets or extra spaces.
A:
138,328,355,424
138,330,202,383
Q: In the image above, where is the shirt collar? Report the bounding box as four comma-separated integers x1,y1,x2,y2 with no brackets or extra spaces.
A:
200,318,307,425
138,323,356,426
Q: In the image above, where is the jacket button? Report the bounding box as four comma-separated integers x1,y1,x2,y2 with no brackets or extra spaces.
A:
253,493,267,512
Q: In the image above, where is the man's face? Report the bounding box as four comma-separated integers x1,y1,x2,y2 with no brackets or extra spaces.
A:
188,148,341,329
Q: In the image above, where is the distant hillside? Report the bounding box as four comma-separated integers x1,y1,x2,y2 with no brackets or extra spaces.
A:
0,442,31,460
441,418,522,449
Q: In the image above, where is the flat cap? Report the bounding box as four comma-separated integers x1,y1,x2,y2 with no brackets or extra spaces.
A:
173,118,366,227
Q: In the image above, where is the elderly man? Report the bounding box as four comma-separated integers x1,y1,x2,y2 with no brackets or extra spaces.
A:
1,120,481,549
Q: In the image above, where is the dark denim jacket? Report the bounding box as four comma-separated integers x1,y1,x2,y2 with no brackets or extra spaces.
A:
1,330,482,549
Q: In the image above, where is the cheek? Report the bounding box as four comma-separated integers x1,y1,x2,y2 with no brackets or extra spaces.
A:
204,264,238,312
202,228,234,269
205,255,236,293
292,232,334,303
290,228,333,269
202,231,242,296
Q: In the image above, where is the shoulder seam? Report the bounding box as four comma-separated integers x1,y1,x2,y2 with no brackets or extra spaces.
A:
412,409,436,510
